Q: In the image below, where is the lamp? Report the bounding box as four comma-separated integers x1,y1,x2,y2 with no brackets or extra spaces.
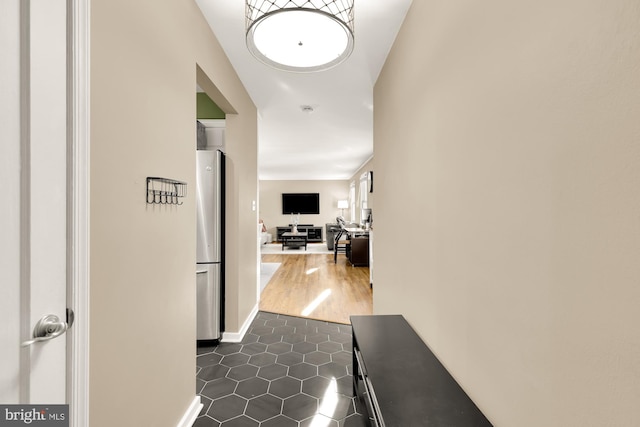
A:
245,0,355,73
337,200,349,217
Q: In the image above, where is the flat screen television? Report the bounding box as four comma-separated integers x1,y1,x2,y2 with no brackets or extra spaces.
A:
282,193,320,214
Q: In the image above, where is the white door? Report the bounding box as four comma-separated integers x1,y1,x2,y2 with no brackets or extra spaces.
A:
0,0,69,404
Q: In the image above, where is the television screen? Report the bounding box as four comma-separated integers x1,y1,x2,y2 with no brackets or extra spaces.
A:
282,193,320,214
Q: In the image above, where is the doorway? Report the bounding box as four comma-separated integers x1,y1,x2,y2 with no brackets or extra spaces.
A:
0,0,89,424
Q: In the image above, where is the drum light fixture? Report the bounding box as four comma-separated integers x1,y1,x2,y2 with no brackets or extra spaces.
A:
246,0,355,72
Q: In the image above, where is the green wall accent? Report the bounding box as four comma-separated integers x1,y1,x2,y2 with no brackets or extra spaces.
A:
197,92,225,119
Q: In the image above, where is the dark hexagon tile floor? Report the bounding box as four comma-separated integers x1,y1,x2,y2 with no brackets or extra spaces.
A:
195,312,370,427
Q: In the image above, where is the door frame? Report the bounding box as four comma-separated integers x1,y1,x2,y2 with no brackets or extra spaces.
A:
68,0,90,425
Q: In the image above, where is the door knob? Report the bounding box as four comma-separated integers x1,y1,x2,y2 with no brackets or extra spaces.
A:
21,314,68,347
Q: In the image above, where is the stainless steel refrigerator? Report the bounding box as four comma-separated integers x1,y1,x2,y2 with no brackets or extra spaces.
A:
196,149,225,342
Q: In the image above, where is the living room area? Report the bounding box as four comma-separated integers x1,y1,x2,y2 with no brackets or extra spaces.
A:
258,161,374,325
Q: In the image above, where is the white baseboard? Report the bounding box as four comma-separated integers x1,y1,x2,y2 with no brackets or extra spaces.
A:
221,304,258,343
176,396,203,427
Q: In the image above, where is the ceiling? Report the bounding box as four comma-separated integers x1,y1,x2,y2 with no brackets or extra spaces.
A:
195,1,413,181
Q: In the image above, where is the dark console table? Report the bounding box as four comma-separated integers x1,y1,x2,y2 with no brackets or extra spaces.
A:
347,235,369,266
351,315,492,427
343,228,369,267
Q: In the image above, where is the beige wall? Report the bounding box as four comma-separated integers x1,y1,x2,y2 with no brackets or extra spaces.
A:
90,0,257,425
259,180,349,238
374,1,640,426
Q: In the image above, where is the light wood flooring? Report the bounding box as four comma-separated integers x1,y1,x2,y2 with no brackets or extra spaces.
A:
259,253,372,324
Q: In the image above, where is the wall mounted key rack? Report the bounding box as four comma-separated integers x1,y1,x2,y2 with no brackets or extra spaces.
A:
146,177,187,205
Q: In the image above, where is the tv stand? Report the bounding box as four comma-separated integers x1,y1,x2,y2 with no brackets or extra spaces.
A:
276,225,323,242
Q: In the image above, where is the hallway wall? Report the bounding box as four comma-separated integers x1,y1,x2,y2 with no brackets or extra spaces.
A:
374,1,640,425
89,0,257,425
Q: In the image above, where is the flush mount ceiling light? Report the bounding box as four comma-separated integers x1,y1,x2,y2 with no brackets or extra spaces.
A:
246,0,355,73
